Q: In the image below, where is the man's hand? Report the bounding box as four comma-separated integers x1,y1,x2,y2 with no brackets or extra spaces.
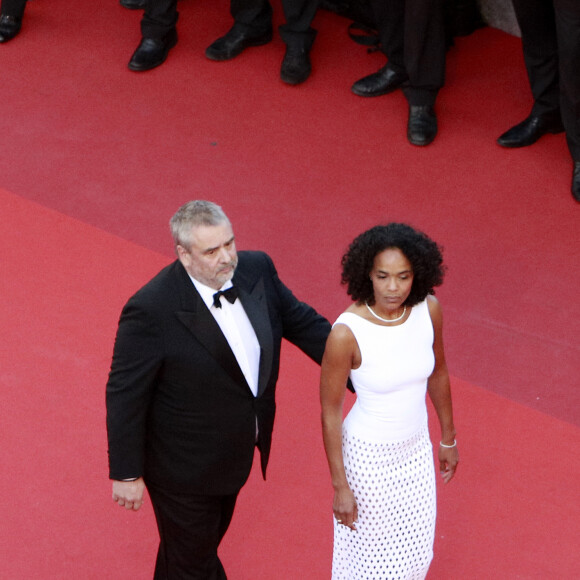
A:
112,478,145,511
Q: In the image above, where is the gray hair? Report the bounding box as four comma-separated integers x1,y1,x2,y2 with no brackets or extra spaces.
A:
169,200,231,249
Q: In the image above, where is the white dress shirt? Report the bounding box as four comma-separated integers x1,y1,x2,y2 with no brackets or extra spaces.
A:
190,277,261,397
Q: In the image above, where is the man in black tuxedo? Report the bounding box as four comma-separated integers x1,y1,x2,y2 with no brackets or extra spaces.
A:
497,0,580,202
106,200,331,578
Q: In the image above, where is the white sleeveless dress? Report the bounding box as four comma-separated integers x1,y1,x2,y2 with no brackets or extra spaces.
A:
332,300,437,580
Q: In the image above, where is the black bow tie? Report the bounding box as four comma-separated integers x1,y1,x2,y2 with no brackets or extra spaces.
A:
213,286,238,308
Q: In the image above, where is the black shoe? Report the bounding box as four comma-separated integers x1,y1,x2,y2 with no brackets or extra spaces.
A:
407,105,437,146
280,46,311,85
497,113,564,148
205,23,272,61
572,161,580,203
120,0,147,9
0,14,22,43
128,29,177,72
351,64,408,97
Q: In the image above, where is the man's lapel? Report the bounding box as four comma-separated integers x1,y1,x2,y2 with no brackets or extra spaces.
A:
174,263,249,390
236,276,274,397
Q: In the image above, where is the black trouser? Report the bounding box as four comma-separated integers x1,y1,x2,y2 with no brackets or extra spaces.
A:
1,0,27,17
141,0,318,51
512,0,580,160
370,0,446,106
147,482,239,580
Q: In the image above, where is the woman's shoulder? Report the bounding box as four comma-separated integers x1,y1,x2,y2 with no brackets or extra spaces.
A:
334,303,365,323
424,294,443,328
425,294,441,313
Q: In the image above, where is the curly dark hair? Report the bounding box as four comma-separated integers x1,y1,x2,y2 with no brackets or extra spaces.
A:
341,223,445,307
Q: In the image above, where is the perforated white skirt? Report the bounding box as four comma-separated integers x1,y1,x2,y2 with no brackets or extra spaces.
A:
332,423,436,580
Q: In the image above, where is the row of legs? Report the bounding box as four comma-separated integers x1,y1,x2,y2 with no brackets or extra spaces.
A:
1,0,578,198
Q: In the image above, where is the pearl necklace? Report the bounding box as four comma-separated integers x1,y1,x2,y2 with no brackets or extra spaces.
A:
365,302,407,323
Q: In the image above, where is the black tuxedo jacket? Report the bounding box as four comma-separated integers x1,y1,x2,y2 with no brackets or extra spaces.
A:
106,251,331,495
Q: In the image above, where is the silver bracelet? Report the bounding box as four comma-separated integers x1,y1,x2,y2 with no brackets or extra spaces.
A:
439,439,457,448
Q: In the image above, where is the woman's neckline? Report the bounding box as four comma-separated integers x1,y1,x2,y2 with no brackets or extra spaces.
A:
344,306,412,327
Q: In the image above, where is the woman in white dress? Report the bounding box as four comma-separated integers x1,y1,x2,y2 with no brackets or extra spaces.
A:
321,223,459,580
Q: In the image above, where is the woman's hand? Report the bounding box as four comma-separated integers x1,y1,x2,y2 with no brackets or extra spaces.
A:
438,444,459,483
333,486,358,530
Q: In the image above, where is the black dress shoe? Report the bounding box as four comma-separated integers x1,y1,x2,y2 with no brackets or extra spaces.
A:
351,64,408,97
280,46,311,85
128,29,177,72
0,14,22,43
497,113,564,148
572,161,580,203
205,23,272,61
120,0,147,9
407,105,437,146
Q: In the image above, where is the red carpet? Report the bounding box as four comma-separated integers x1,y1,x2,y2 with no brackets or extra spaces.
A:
1,190,579,579
1,0,579,577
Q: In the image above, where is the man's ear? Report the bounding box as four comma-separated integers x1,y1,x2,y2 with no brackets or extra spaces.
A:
176,245,190,266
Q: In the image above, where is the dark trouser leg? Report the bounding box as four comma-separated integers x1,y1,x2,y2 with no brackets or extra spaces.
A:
511,0,560,117
141,0,179,39
372,0,445,106
401,0,445,105
554,0,580,160
1,0,26,17
278,0,318,50
230,0,273,35
371,0,405,71
147,483,239,580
